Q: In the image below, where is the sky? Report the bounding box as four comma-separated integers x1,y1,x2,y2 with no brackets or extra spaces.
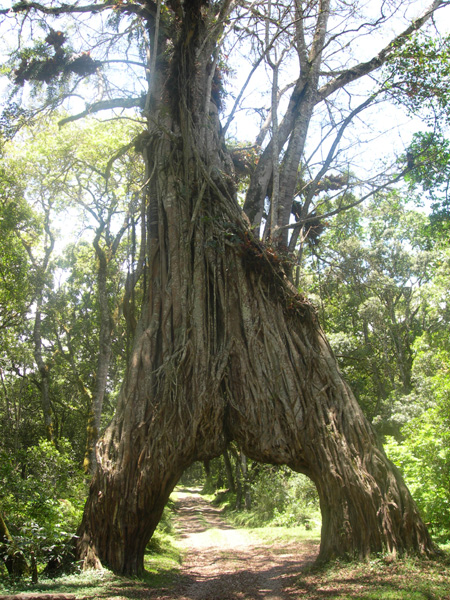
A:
1,0,450,214
222,0,450,181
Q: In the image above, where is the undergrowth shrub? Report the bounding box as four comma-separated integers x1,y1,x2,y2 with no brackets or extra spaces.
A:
385,407,450,541
0,438,86,578
271,472,320,527
146,498,177,555
250,467,320,527
222,466,320,529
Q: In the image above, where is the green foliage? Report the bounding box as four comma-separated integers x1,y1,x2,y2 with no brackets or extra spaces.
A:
0,114,144,464
295,555,450,600
0,162,36,331
385,412,450,536
179,461,205,486
398,131,450,238
6,27,101,117
221,465,320,529
403,132,450,195
180,456,320,531
386,33,450,235
0,439,85,575
247,467,290,523
385,33,450,124
308,192,433,431
0,113,149,576
306,190,450,539
385,33,450,236
385,342,450,537
247,467,319,528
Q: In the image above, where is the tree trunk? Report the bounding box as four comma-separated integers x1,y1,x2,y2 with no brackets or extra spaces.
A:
234,455,243,512
241,454,252,511
76,155,434,572
33,306,53,441
84,240,113,474
0,511,29,576
202,460,213,493
75,1,435,575
223,449,236,493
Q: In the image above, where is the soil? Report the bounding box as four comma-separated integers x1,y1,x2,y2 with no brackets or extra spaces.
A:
154,488,319,600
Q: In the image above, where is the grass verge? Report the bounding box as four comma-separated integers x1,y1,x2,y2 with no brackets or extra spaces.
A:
292,552,450,600
0,544,181,599
0,520,182,599
248,523,320,544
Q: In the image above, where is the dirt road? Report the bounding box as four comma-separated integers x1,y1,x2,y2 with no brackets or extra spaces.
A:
159,488,319,600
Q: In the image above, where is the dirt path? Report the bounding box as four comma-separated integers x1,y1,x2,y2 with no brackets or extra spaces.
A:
157,488,319,600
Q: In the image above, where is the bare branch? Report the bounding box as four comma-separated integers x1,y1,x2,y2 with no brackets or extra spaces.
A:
0,0,156,18
102,59,147,69
58,96,145,126
318,0,448,101
276,166,411,238
288,95,376,251
304,95,376,208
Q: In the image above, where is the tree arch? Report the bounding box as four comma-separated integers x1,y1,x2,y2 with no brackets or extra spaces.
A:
75,13,434,566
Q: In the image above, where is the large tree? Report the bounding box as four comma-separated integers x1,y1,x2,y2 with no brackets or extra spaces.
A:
2,0,448,576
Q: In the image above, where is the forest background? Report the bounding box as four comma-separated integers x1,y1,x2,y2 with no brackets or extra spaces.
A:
1,0,450,581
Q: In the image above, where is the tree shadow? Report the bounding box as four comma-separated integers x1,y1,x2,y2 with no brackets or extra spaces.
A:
174,493,235,537
108,552,318,599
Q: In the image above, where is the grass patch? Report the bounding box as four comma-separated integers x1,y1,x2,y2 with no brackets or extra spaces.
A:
0,569,136,599
212,486,321,532
144,528,183,588
293,553,450,600
0,498,182,599
224,505,321,538
248,524,320,544
198,491,217,504
0,543,181,600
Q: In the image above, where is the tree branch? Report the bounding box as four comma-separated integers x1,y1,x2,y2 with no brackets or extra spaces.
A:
304,95,376,208
0,0,156,18
288,95,376,251
276,166,412,238
244,0,447,229
1,0,115,15
318,0,448,101
104,141,135,181
58,96,145,126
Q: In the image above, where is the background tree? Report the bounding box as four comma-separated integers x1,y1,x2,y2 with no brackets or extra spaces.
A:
0,116,144,573
3,115,143,465
306,192,435,432
0,160,34,334
297,188,450,536
384,246,450,537
384,31,450,238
